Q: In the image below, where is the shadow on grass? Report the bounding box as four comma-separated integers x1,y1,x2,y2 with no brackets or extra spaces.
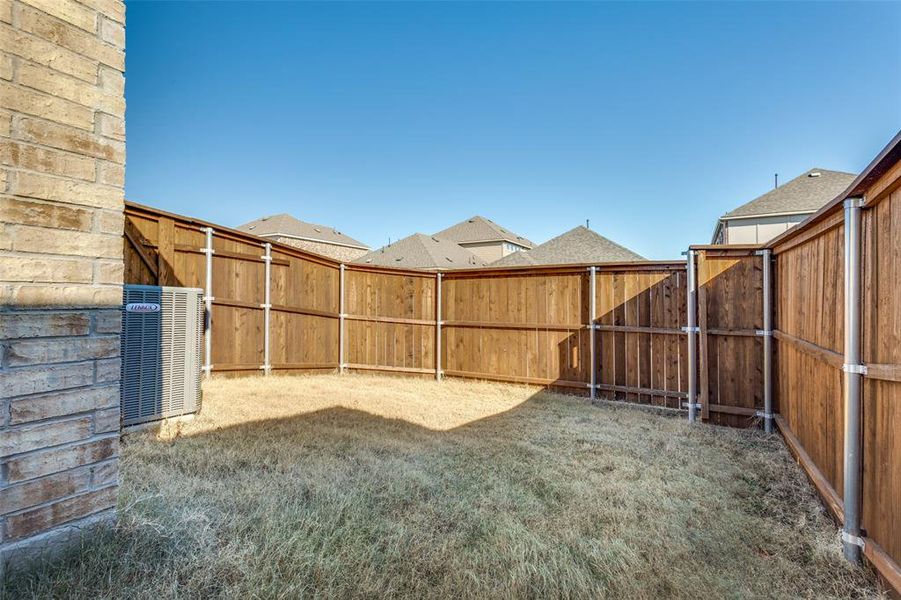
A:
4,380,883,599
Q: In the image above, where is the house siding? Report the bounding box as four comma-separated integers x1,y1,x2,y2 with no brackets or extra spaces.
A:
460,241,526,263
723,214,809,244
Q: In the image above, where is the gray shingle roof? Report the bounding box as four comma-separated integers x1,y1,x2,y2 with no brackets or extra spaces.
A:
433,216,533,248
236,214,369,250
492,226,644,266
722,168,856,219
354,234,487,270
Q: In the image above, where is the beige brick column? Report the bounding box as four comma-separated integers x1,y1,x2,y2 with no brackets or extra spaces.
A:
0,0,126,572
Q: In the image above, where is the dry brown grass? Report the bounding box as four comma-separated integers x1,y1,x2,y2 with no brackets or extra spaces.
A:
169,373,539,434
4,373,884,599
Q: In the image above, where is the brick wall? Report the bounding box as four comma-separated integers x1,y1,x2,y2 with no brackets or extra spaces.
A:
0,0,126,573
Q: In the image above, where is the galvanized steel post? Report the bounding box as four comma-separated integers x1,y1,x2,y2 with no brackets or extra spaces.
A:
685,250,699,422
436,272,443,381
588,266,597,400
201,226,214,378
841,197,865,563
261,242,272,376
761,248,774,433
338,263,346,374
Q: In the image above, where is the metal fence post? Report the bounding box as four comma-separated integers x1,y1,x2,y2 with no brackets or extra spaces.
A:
339,263,346,373
685,250,699,422
201,226,214,378
760,248,774,433
436,272,443,381
841,197,865,563
588,266,597,400
261,242,272,376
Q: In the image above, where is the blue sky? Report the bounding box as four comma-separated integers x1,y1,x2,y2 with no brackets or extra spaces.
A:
125,1,901,259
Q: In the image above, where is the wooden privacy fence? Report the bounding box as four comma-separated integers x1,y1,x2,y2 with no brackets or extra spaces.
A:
124,201,767,418
686,133,901,590
125,203,674,399
759,135,901,590
693,247,767,428
442,262,690,407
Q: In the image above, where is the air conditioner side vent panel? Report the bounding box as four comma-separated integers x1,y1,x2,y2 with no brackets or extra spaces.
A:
121,285,203,427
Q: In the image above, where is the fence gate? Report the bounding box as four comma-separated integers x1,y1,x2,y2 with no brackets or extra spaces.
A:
120,285,204,426
694,248,765,427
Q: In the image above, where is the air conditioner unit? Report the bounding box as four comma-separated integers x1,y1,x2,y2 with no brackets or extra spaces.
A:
121,285,204,427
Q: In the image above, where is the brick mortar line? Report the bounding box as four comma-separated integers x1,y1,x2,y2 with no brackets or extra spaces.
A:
0,492,118,548
8,66,125,120
17,0,104,37
2,107,126,146
1,374,120,402
0,457,119,504
0,136,126,168
2,406,119,434
2,410,112,438
0,215,124,238
2,138,124,179
2,162,124,190
2,204,125,227
13,1,125,49
5,408,120,432
0,23,101,85
4,53,125,98
0,80,106,135
1,430,119,461
0,306,120,315
2,481,120,521
2,160,108,187
0,197,127,217
0,246,125,262
87,456,118,486
1,283,124,298
0,249,124,268
0,456,118,499
6,394,119,412
0,507,117,553
0,303,122,315
0,347,121,369
4,381,120,400
0,280,124,288
4,193,124,215
5,435,125,491
73,0,126,26
1,335,121,351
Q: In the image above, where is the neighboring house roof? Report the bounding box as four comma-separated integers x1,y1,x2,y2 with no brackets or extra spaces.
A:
236,214,369,250
722,168,856,220
490,249,536,267
492,226,645,266
433,216,533,248
355,233,487,270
